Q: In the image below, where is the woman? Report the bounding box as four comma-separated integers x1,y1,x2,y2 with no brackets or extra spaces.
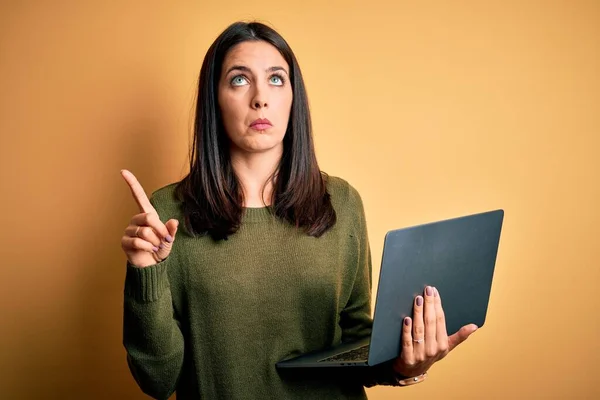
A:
120,21,477,400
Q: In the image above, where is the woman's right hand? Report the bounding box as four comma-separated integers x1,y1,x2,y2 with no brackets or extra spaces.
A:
120,169,179,268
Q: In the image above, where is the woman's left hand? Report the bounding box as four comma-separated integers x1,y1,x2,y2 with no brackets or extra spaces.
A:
393,286,478,378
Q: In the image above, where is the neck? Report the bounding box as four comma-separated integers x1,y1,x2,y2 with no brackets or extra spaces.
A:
230,146,282,208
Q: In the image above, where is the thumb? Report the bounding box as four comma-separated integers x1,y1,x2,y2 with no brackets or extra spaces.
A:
152,219,179,262
448,324,478,352
165,219,179,239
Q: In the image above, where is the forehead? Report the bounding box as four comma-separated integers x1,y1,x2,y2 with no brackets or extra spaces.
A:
222,41,289,72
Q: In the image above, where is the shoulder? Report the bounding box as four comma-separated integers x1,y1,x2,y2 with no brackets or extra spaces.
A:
148,182,182,220
150,182,179,202
325,174,364,210
324,174,366,233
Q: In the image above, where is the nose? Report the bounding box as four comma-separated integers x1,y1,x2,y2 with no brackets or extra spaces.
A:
251,83,268,109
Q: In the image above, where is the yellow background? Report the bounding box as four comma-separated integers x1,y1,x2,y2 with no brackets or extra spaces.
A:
1,1,598,399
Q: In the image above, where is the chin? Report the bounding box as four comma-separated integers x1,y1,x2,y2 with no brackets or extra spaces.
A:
248,144,283,154
237,140,284,154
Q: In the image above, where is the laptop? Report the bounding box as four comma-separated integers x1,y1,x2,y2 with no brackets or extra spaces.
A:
276,209,504,369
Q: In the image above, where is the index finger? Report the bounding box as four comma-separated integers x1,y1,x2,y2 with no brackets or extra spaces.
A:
120,169,156,214
433,288,449,351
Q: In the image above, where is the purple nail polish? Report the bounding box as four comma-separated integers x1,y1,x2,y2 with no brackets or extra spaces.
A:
159,243,165,249
426,286,433,296
165,235,173,243
152,246,159,252
404,318,410,326
416,296,423,306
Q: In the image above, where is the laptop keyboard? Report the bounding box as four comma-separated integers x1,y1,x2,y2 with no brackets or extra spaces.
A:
318,345,369,362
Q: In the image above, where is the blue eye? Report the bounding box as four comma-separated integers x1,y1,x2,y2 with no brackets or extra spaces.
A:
270,75,285,86
231,76,248,86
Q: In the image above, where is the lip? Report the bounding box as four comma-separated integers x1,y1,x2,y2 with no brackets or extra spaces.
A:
250,118,272,130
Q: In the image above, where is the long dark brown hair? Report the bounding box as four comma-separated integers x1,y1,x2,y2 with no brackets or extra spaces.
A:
175,21,336,241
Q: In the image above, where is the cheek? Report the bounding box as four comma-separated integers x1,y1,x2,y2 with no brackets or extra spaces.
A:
274,90,293,121
218,93,233,117
219,95,246,128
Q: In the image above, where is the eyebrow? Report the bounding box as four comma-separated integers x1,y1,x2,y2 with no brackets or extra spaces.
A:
224,65,289,76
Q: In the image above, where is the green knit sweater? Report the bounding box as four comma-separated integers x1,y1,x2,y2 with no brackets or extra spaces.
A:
123,176,399,399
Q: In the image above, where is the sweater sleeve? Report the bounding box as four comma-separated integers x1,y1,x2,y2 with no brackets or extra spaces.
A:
339,188,403,387
123,257,185,399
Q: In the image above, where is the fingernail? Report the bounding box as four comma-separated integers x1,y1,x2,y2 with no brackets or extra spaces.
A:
434,287,438,297
152,246,159,252
426,286,433,296
416,296,423,306
165,235,173,243
404,318,410,326
159,243,165,249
